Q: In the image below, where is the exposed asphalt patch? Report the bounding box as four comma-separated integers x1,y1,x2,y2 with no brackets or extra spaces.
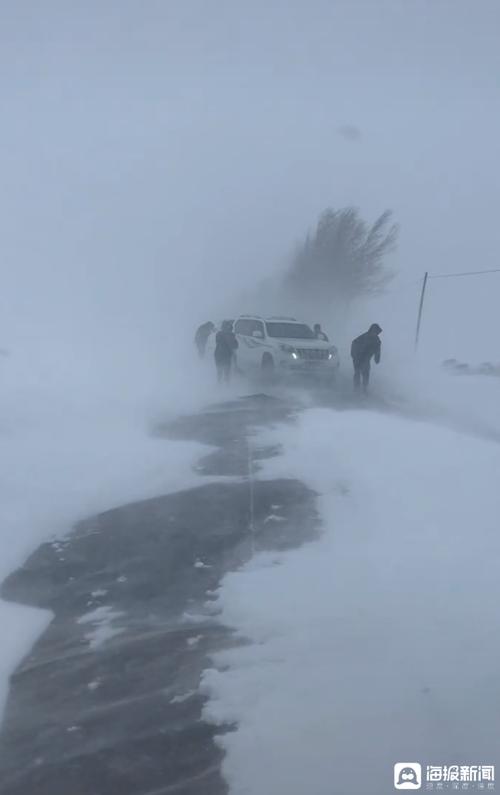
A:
0,393,319,795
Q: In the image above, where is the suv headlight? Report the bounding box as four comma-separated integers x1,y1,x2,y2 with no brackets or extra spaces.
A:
280,344,298,359
328,346,338,359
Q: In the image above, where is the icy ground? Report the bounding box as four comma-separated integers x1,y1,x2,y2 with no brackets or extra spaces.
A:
202,374,500,795
1,349,499,795
0,393,315,795
0,347,226,721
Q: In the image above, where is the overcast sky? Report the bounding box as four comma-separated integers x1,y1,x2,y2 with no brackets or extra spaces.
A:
1,0,499,364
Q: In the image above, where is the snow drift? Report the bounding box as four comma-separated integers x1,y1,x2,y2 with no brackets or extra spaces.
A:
203,405,500,795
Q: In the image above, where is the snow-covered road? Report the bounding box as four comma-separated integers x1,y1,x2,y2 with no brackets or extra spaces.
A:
203,388,500,795
1,362,499,795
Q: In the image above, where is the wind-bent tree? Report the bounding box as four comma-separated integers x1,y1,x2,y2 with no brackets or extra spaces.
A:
284,207,398,306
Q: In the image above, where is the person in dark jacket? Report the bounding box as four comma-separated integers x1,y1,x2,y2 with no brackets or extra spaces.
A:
215,320,238,383
351,323,382,392
194,321,215,358
313,323,329,342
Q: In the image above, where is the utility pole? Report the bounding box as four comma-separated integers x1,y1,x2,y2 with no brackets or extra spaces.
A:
413,267,499,351
414,271,428,351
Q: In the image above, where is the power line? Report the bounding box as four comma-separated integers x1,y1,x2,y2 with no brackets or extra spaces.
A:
430,268,500,280
415,265,500,351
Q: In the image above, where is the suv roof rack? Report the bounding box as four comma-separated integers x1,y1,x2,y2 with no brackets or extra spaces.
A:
267,316,298,321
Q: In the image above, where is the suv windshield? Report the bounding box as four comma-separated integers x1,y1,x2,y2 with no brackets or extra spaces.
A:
265,322,315,340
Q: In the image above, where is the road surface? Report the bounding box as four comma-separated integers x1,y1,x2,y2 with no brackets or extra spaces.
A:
0,393,318,795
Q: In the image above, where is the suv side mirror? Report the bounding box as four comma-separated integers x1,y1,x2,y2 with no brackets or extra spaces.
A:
252,330,264,339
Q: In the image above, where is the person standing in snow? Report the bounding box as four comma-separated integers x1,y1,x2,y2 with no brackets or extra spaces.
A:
214,320,238,383
313,323,329,342
194,321,215,358
351,323,382,392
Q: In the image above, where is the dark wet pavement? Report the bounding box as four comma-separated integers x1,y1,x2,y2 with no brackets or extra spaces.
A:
0,394,318,795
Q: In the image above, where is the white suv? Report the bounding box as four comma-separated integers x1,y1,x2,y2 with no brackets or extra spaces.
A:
232,315,339,379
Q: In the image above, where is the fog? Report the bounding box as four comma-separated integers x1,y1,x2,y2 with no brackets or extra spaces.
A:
2,0,500,390
1,2,500,792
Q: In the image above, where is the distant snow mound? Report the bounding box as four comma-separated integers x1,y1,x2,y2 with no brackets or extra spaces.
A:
442,359,500,377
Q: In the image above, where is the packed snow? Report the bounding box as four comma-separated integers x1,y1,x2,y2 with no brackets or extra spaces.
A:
77,605,126,650
202,387,500,795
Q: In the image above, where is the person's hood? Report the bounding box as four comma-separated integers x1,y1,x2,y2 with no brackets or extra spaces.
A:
368,323,382,334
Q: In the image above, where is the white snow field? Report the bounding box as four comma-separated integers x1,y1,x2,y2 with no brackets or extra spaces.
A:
382,361,500,443
203,391,500,795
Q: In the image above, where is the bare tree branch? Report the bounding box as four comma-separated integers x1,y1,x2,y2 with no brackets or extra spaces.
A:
284,207,398,305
